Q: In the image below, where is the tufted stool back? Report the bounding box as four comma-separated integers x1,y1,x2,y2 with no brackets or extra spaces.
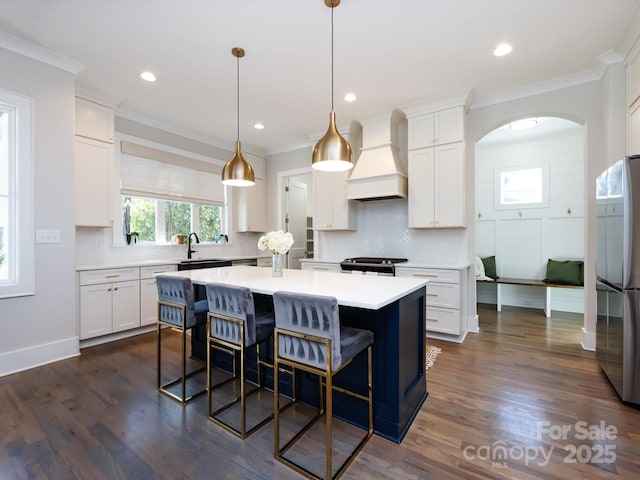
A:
272,291,342,370
156,275,203,328
206,282,257,346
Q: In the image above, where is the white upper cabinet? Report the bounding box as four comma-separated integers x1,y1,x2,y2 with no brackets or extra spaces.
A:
405,99,467,229
408,106,464,150
75,97,114,143
74,97,115,227
313,170,357,231
234,152,267,232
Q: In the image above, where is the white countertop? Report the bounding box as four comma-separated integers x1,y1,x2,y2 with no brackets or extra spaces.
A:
164,266,428,310
76,255,271,271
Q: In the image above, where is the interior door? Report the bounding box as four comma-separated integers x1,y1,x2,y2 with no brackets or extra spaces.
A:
285,179,308,270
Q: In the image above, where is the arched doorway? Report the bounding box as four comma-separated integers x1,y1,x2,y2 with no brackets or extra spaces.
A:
474,116,586,341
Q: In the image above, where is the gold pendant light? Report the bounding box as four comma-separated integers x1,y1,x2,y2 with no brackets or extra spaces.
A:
312,0,353,172
222,47,255,186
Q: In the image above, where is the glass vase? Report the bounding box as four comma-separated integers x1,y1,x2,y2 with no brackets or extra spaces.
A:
272,253,283,278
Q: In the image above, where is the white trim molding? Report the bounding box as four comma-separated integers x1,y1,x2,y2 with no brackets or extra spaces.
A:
0,336,80,377
0,31,84,74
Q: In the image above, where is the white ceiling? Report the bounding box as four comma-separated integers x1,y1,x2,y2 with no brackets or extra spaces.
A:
0,0,638,155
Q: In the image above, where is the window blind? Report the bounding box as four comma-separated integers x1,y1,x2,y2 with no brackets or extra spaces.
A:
120,141,225,205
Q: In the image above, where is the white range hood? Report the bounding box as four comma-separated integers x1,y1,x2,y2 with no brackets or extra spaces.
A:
347,110,408,201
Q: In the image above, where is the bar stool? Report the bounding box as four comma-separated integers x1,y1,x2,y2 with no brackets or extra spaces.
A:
205,282,277,438
156,274,208,405
272,291,374,480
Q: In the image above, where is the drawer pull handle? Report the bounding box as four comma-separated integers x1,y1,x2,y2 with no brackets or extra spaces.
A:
107,287,112,292
426,318,439,322
113,287,118,291
414,273,438,278
427,293,438,297
105,274,120,278
313,267,329,270
153,270,166,274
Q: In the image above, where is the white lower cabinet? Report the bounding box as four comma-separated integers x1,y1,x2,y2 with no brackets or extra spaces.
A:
140,264,177,326
79,265,180,340
396,265,467,339
79,267,140,340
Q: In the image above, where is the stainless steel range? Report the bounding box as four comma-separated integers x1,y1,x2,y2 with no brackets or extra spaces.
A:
340,257,408,276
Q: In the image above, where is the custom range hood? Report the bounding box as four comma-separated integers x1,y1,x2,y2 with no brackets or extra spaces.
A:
347,109,408,201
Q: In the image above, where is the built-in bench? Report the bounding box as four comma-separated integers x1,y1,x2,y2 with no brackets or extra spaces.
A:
477,277,583,317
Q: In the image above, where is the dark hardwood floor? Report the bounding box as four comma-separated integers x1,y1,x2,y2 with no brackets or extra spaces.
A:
1,305,639,479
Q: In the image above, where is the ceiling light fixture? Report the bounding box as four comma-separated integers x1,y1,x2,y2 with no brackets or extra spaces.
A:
509,117,538,130
312,0,353,172
140,71,156,82
493,43,513,57
254,123,265,130
222,47,255,187
344,93,356,102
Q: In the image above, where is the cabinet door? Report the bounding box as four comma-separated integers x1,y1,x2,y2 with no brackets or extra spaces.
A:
434,107,464,145
75,98,114,143
408,148,435,228
313,171,334,229
630,99,640,154
408,113,435,150
112,280,140,332
235,177,266,232
434,143,464,228
75,137,113,227
140,278,159,326
313,170,356,230
80,284,112,339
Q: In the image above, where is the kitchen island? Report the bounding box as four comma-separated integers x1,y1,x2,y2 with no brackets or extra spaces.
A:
166,266,428,443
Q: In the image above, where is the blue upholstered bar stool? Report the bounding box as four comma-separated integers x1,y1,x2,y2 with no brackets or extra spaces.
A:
272,291,374,480
205,282,278,438
156,274,208,405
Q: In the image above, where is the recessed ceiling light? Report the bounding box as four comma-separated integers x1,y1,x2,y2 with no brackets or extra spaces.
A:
140,71,156,82
344,93,356,102
493,43,512,57
509,118,538,130
254,123,264,130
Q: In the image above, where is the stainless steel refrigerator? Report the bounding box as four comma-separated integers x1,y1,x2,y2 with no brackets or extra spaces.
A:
596,155,640,404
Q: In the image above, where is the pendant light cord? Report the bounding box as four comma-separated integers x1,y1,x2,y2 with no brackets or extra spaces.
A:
236,54,240,142
331,2,334,112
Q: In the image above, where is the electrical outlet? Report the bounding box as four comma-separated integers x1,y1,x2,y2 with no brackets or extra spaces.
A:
36,229,61,244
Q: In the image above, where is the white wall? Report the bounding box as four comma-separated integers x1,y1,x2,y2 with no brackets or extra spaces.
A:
0,48,77,375
475,122,585,313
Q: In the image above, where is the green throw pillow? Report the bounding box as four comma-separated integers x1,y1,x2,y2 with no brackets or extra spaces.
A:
544,259,584,286
481,256,497,279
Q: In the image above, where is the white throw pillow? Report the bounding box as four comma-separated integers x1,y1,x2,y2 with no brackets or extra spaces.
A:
475,256,485,278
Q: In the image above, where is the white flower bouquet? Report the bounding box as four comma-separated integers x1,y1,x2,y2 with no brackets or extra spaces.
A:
257,230,294,255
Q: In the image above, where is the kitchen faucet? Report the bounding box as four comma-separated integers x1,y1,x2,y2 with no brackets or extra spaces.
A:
187,232,199,259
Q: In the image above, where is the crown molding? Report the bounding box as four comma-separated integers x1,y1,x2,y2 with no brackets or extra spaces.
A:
0,31,84,74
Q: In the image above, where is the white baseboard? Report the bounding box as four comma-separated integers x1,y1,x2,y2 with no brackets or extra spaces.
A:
0,336,79,377
581,327,595,351
79,324,157,349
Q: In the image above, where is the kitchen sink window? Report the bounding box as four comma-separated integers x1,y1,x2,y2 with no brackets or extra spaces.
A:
119,138,226,246
0,90,34,298
122,196,223,244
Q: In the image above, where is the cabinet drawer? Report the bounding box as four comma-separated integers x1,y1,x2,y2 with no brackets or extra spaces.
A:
140,264,177,279
426,282,460,309
301,262,341,272
79,267,139,285
426,306,460,335
396,267,460,284
257,257,272,267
